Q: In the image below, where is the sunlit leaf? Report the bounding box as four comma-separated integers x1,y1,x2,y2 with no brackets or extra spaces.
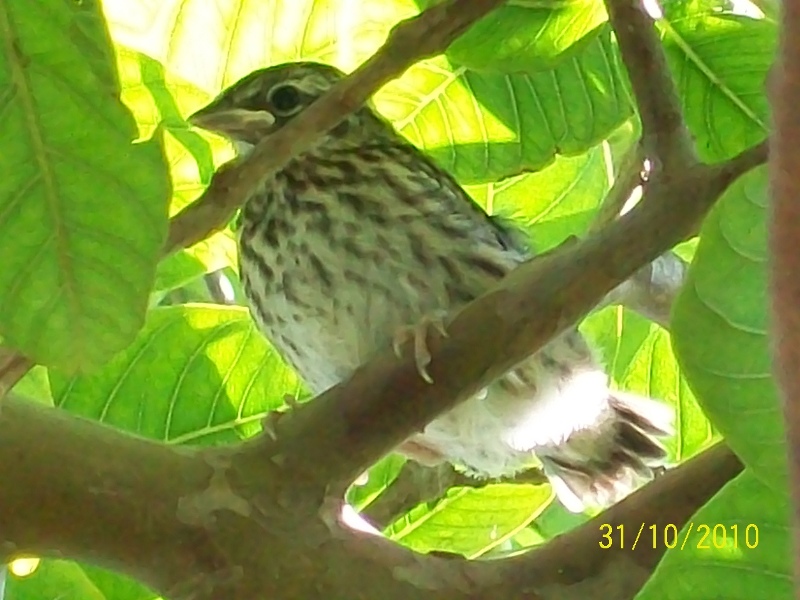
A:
637,470,791,600
672,166,783,488
0,0,170,370
50,304,303,444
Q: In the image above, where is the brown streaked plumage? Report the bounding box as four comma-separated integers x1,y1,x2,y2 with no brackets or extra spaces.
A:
190,61,673,513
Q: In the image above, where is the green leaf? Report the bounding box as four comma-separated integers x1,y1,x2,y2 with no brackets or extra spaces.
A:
7,559,105,600
154,243,234,294
389,28,633,183
661,8,775,161
386,484,553,557
463,123,635,250
6,559,158,600
635,470,791,600
153,130,238,292
10,365,53,405
527,499,591,542
433,0,608,73
347,454,407,510
80,564,158,600
116,48,239,290
0,0,171,370
49,304,303,444
671,166,783,487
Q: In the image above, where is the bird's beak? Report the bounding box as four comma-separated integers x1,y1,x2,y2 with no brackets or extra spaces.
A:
188,107,277,143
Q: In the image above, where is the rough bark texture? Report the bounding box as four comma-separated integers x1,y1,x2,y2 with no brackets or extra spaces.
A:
768,0,800,590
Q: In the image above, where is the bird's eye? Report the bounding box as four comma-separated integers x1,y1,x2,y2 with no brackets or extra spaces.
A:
268,84,303,116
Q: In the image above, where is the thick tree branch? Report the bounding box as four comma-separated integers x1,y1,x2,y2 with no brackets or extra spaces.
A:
0,394,741,600
162,0,504,256
768,0,800,590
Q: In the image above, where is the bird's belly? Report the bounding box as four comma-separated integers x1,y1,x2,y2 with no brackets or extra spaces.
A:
239,228,453,394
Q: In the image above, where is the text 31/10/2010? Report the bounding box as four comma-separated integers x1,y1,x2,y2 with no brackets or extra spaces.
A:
598,523,759,550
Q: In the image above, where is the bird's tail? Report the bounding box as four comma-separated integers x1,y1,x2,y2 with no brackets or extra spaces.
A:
536,391,674,513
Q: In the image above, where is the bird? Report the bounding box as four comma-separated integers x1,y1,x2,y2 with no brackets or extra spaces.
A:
188,61,673,513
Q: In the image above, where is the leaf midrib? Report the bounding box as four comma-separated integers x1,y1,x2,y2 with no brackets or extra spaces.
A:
0,1,81,356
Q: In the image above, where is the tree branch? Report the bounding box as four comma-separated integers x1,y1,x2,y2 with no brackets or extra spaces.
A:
0,394,741,600
0,347,33,399
589,140,645,233
606,0,696,169
604,252,689,328
768,0,800,590
488,443,742,597
162,0,504,256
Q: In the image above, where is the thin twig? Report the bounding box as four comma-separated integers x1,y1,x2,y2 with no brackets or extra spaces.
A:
0,348,33,399
162,0,504,256
590,140,645,232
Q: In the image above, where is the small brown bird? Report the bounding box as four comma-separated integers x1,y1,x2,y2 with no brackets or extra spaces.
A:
190,61,673,513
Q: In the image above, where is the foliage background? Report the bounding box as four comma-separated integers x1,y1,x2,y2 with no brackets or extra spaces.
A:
0,0,786,598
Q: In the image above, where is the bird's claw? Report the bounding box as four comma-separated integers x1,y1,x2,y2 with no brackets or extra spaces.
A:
392,312,449,384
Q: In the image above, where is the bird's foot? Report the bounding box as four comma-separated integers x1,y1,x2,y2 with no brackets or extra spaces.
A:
392,311,449,384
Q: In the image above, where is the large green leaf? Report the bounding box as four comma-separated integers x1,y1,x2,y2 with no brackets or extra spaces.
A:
385,484,553,557
424,0,608,73
49,304,303,444
116,47,238,290
382,28,633,182
636,470,791,600
661,7,774,161
102,0,632,184
7,560,105,600
0,0,171,370
10,365,53,405
672,166,783,487
465,145,610,247
6,559,157,600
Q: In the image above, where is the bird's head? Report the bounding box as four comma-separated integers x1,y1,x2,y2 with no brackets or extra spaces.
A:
188,61,395,153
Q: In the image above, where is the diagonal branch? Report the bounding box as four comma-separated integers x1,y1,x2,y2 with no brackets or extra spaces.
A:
589,139,646,233
0,347,33,399
162,0,504,256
